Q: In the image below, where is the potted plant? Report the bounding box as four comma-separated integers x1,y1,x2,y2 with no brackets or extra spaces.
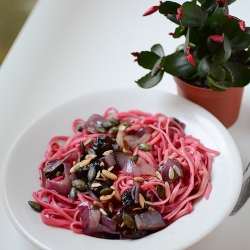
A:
132,0,250,127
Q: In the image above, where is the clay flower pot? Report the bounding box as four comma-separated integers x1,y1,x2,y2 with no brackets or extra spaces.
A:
174,77,244,128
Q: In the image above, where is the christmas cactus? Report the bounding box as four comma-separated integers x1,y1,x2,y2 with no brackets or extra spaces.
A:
133,0,250,91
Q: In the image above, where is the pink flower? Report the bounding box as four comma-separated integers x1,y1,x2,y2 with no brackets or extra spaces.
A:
238,20,246,31
209,35,224,43
143,6,159,16
176,7,183,20
216,0,227,6
185,46,195,66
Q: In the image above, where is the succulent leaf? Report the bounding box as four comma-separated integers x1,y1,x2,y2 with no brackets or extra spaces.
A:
198,56,211,77
136,70,164,89
181,2,207,28
230,28,250,50
159,1,181,15
151,44,165,57
210,64,226,81
138,51,160,70
201,0,217,13
206,75,227,91
213,35,231,64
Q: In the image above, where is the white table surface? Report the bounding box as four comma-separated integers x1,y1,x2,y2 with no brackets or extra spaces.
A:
1,1,250,249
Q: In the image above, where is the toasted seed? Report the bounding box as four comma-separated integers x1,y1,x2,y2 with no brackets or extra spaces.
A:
132,207,143,212
138,143,152,151
169,166,175,180
102,169,118,181
95,177,107,182
87,167,96,182
134,176,144,182
70,154,96,173
155,170,163,181
72,179,87,191
108,166,114,172
165,181,169,197
100,208,108,216
120,222,125,228
123,213,135,229
80,141,85,157
108,202,113,212
118,124,127,132
84,138,92,146
100,192,115,201
69,187,77,202
157,185,166,199
100,173,108,180
108,126,118,134
148,207,155,212
173,164,181,176
139,193,145,208
103,150,113,156
100,187,113,196
101,120,113,129
110,185,121,201
28,201,42,212
93,201,104,209
100,162,105,167
96,170,101,178
91,183,102,188
145,201,153,206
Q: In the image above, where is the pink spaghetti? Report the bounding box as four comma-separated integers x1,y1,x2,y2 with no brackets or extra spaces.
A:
30,108,220,239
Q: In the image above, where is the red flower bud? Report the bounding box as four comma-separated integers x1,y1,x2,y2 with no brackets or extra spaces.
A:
143,6,159,16
216,0,227,6
168,32,174,36
238,20,246,31
185,46,195,66
224,14,232,19
209,35,224,43
131,52,140,57
176,7,183,20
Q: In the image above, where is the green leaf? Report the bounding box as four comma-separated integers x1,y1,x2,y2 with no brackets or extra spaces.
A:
207,5,225,23
151,57,164,76
206,75,227,91
198,56,211,77
213,36,231,65
181,2,207,28
209,64,226,81
230,28,250,50
227,0,236,4
164,51,196,79
221,66,234,82
166,14,181,25
136,70,164,89
202,0,217,13
218,17,241,40
159,1,181,15
151,44,165,57
183,28,190,53
173,26,187,38
138,51,160,70
222,62,250,87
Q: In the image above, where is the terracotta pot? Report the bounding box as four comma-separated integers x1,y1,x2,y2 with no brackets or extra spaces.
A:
174,77,244,128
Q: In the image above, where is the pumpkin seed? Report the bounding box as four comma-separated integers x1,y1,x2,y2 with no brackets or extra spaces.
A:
77,125,83,132
69,187,77,201
123,213,135,229
108,126,118,134
97,126,106,133
28,201,42,212
138,143,151,151
145,193,152,201
87,167,96,182
108,118,120,126
101,121,113,129
131,154,139,163
72,179,87,191
100,187,113,196
87,148,96,155
157,185,166,199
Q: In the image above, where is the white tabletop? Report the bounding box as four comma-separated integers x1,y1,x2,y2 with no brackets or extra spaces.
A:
1,1,250,249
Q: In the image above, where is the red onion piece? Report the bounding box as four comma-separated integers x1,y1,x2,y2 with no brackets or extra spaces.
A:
46,162,77,195
122,159,141,177
135,126,154,137
135,211,166,231
113,151,132,169
137,159,156,175
84,114,107,134
103,153,116,168
101,215,117,232
125,133,151,149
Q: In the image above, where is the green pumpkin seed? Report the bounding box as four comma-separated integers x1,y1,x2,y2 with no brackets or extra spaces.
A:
28,201,42,212
77,125,83,132
97,126,106,133
101,121,113,129
72,179,87,192
69,187,77,201
87,167,97,182
122,213,135,229
145,193,152,201
87,148,96,155
131,154,139,163
108,118,120,126
157,185,166,199
100,187,113,196
138,143,152,151
108,126,118,134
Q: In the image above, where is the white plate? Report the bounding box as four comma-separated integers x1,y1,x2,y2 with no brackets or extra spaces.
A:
1,87,242,250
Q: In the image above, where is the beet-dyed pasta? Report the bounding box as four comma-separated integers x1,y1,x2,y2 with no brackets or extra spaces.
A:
30,108,220,239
